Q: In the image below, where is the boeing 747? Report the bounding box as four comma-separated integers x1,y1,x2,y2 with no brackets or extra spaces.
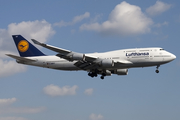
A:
6,35,176,79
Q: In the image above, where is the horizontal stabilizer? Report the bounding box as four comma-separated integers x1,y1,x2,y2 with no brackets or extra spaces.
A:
6,54,36,62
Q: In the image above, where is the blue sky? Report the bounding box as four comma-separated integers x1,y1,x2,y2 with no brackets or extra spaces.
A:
0,0,180,120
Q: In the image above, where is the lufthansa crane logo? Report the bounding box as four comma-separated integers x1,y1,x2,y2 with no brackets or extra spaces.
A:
18,40,29,52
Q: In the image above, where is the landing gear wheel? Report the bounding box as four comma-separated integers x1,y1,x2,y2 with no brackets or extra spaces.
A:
88,72,91,76
88,72,98,78
155,70,159,73
88,72,93,78
100,76,104,80
155,65,160,73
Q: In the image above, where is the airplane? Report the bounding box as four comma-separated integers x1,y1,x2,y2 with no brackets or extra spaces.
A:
6,35,176,79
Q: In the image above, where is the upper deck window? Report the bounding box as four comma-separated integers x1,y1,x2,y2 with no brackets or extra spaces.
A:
160,49,165,51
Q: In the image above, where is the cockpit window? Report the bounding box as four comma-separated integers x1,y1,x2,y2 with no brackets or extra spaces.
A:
160,49,165,51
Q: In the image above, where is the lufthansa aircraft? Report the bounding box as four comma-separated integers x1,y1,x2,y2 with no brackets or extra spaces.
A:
7,35,176,79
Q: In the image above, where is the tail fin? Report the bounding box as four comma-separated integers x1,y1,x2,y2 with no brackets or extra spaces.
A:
12,35,45,57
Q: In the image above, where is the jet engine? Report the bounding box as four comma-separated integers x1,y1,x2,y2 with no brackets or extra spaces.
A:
113,69,128,75
100,59,114,67
104,70,112,76
68,52,85,61
57,52,85,61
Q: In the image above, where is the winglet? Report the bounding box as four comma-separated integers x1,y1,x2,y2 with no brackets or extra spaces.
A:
31,39,45,46
32,39,49,49
31,39,41,45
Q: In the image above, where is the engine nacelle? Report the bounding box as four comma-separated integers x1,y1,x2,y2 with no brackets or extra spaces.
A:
69,52,85,61
100,59,114,67
57,52,85,61
104,70,111,76
113,69,128,75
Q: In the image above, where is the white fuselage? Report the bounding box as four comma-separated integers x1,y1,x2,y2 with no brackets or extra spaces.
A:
18,47,176,71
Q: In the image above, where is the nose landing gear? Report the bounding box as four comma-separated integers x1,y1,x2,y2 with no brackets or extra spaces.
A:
155,65,160,73
156,70,159,73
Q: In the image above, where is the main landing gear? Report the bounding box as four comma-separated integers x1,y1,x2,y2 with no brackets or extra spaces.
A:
88,72,97,77
100,76,104,79
100,73,106,80
88,72,106,80
155,65,160,73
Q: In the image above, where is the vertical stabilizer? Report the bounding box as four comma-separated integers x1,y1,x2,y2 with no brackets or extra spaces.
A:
12,35,45,57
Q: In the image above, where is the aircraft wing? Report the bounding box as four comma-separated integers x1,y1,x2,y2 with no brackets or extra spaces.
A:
31,39,70,54
31,39,132,70
6,54,36,62
31,39,98,62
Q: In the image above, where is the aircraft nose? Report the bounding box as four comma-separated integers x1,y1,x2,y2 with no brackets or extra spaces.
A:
164,52,176,62
171,54,176,60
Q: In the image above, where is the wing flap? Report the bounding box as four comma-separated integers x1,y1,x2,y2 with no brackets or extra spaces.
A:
74,61,97,70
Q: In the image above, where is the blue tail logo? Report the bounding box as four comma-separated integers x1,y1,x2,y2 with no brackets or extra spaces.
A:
12,35,45,57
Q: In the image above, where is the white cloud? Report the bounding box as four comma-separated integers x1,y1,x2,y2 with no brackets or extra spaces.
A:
0,20,55,78
0,117,28,120
54,12,90,27
72,12,90,23
43,84,78,97
154,21,168,28
0,20,55,55
0,107,46,114
84,88,93,95
0,98,17,106
0,97,46,115
146,1,172,16
80,1,153,36
89,113,104,120
7,20,55,43
0,60,26,78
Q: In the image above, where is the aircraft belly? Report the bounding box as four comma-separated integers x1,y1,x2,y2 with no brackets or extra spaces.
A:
45,61,80,70
22,61,80,71
54,62,81,70
114,60,169,69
